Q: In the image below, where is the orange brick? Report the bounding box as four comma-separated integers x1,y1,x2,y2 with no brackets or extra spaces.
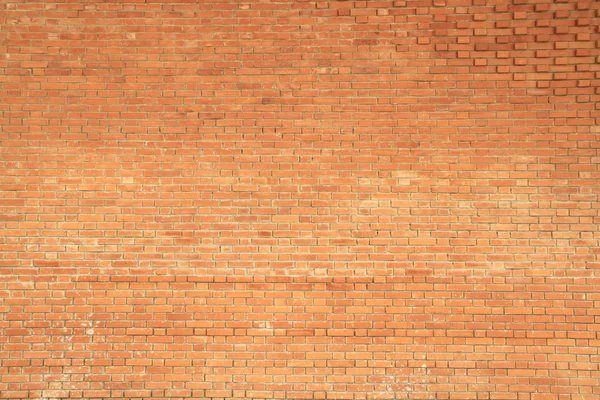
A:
0,1,598,399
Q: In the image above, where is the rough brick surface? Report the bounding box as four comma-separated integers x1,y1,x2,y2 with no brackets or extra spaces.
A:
0,0,599,399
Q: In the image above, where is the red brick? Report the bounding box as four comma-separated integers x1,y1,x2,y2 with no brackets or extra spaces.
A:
0,1,599,399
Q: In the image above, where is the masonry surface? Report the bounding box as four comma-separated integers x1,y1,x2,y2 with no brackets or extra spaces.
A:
1,0,600,399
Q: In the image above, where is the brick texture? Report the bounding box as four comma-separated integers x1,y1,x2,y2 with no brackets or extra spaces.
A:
1,0,599,399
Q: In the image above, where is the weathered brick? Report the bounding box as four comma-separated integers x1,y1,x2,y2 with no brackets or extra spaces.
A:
0,0,599,399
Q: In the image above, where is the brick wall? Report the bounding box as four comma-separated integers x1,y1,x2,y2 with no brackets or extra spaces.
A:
1,0,599,399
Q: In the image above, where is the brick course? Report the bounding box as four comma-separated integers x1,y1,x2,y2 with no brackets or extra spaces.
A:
0,0,599,398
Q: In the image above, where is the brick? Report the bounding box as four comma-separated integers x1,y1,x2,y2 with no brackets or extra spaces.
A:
0,1,599,399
